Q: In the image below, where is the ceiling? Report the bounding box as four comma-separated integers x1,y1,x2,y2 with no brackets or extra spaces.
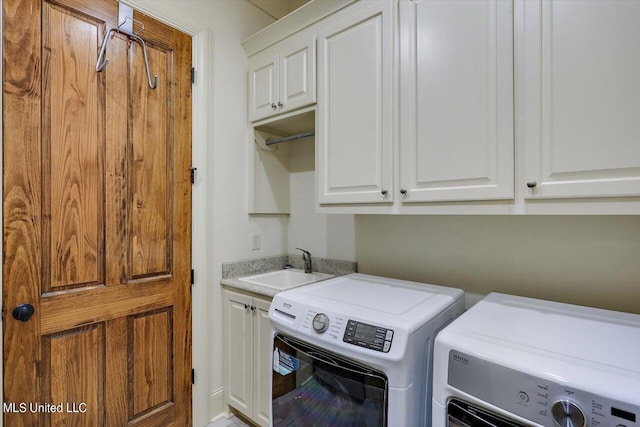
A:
248,0,311,20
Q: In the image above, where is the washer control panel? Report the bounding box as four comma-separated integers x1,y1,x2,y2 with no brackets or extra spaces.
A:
448,350,639,427
343,319,394,353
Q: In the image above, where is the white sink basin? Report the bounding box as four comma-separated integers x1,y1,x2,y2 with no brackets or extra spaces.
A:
238,269,332,290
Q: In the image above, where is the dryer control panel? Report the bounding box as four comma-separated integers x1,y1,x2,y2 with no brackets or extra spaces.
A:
448,350,639,427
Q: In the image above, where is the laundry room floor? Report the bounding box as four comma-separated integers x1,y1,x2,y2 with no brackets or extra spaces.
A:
209,415,253,427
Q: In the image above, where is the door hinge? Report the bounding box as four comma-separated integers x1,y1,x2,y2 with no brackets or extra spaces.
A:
191,67,195,84
190,167,197,184
191,269,195,285
192,369,195,384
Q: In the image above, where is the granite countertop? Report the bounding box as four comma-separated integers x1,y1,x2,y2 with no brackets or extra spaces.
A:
221,254,357,298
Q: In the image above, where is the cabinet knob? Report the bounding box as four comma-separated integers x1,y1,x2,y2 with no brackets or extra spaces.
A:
526,181,538,188
277,101,284,108
381,189,388,196
271,103,277,109
400,188,408,196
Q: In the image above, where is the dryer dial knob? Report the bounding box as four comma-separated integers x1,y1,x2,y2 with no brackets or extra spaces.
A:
552,400,586,427
312,313,330,333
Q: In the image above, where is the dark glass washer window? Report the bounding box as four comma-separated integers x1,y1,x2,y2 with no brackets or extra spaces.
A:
272,334,388,427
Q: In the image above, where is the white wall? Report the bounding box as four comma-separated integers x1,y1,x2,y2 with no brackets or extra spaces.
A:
355,215,640,314
288,138,355,260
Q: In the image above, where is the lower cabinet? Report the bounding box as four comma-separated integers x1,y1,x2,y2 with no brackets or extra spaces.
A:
223,289,272,427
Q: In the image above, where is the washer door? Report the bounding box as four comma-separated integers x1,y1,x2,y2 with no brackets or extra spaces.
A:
448,399,528,427
272,333,388,426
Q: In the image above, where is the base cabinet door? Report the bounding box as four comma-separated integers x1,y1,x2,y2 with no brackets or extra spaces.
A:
399,0,514,203
317,0,394,204
223,289,272,427
521,0,640,199
253,298,273,426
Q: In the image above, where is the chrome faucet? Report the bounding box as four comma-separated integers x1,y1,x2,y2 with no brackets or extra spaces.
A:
296,248,312,273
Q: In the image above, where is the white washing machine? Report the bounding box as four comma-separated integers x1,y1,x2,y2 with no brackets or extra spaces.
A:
268,273,464,426
433,293,640,427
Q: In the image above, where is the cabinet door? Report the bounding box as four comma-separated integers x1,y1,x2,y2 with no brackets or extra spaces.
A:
399,0,514,202
317,0,394,204
279,36,316,114
522,0,640,198
249,49,278,122
223,290,253,418
253,298,273,427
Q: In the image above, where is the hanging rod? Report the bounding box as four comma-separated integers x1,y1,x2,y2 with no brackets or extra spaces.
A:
265,131,315,146
95,25,158,89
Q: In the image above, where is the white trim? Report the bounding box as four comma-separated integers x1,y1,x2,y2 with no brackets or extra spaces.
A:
242,0,356,56
191,28,212,427
119,0,196,35
209,387,228,423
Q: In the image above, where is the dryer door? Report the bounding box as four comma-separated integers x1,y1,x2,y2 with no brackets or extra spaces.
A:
448,399,528,427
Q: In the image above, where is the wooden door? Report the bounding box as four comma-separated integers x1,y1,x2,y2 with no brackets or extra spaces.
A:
522,0,640,199
3,0,192,426
399,0,514,203
316,0,394,205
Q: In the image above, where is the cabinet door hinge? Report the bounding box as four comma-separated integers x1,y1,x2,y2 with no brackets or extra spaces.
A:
192,369,195,384
191,269,195,285
190,167,197,184
191,67,195,84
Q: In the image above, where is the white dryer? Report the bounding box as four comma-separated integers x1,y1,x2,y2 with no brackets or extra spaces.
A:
433,293,640,427
269,273,465,426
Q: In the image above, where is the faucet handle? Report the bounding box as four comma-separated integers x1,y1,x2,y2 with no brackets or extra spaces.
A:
295,248,313,273
295,247,311,259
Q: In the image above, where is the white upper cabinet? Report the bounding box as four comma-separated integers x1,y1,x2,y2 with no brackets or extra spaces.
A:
521,0,640,199
399,0,514,203
316,0,394,204
249,35,316,122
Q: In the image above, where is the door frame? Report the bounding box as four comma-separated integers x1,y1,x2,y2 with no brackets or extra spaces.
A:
0,3,212,426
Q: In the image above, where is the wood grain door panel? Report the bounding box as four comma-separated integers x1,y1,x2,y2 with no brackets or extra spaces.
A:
3,0,192,425
42,2,104,291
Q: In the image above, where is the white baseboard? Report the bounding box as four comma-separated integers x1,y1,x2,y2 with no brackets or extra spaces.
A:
209,387,227,423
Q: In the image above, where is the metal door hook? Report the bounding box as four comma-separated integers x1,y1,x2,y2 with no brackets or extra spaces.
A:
95,26,158,89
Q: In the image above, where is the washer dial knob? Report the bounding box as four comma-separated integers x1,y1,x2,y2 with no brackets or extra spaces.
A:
312,313,330,333
552,400,586,427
